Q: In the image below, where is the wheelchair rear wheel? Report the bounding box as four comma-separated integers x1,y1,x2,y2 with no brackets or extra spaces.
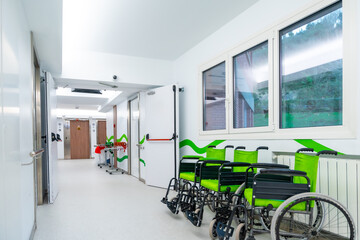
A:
271,193,355,240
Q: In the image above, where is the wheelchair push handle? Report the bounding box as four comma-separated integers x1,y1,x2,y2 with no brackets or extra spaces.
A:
317,150,337,156
224,145,234,149
182,155,202,160
256,146,269,151
207,145,216,148
235,146,246,150
296,148,314,153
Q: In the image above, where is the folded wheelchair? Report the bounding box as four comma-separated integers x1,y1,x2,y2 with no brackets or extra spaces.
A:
213,148,355,240
184,146,271,227
161,145,233,215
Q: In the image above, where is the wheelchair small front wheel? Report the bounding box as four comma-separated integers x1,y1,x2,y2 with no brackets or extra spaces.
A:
234,223,246,240
209,219,219,240
271,192,355,240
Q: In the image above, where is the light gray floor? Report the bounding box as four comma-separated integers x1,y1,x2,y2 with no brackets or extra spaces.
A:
34,159,271,240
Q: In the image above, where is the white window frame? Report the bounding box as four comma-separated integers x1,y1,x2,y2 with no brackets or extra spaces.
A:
273,0,355,139
229,31,274,134
199,54,229,136
198,0,357,140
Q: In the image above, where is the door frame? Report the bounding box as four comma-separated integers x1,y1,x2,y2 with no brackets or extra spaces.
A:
31,32,41,234
128,95,144,182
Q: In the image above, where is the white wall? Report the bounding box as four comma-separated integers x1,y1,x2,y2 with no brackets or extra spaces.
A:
106,110,114,142
60,50,173,86
116,101,128,171
0,0,35,239
174,0,360,157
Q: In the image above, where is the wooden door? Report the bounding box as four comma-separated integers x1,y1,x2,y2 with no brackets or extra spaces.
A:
97,121,106,144
70,120,90,159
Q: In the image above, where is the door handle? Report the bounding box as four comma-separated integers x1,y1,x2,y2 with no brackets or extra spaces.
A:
29,148,45,158
22,149,45,166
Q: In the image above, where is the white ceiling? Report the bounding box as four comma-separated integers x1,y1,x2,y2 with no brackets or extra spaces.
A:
23,0,258,111
63,0,258,60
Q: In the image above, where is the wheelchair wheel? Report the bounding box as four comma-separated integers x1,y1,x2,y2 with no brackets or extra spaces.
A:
271,192,355,240
231,183,245,208
209,219,219,240
207,193,216,212
234,223,246,240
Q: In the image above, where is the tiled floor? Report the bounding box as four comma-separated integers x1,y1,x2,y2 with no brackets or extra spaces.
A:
34,159,271,240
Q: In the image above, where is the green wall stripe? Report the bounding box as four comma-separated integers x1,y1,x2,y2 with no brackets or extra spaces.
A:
295,139,344,155
179,139,225,154
140,159,146,166
117,155,128,162
106,136,114,142
139,135,146,144
116,134,128,142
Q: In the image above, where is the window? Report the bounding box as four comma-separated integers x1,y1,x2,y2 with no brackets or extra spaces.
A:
202,62,226,131
280,2,343,129
233,41,269,129
199,0,354,139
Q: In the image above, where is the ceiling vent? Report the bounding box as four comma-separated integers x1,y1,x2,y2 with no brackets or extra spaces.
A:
71,88,102,94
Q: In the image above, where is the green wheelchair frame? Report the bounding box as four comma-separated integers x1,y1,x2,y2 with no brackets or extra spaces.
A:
184,146,269,227
215,149,355,240
161,145,233,215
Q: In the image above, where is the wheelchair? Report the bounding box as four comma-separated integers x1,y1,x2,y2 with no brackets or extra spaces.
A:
161,145,233,215
213,149,356,240
184,146,270,227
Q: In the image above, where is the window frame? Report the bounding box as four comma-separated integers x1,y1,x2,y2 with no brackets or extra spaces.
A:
229,31,274,134
198,0,357,140
273,0,355,139
199,54,229,136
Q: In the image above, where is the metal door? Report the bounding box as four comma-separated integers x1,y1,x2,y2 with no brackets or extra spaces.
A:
64,121,71,159
129,97,140,178
143,85,179,188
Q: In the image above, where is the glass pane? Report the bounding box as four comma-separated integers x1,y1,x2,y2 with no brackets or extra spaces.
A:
280,2,342,129
203,62,226,131
233,41,269,129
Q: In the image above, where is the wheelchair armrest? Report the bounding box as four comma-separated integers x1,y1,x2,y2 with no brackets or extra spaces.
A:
259,168,307,177
202,160,230,166
221,162,251,168
256,146,269,151
317,150,337,156
250,163,289,169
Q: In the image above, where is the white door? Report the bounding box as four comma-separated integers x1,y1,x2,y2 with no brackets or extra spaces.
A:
130,97,140,178
143,85,179,188
46,72,58,203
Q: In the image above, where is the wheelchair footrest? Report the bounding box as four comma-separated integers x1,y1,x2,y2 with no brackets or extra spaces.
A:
161,197,167,204
185,210,201,227
166,201,179,214
217,221,234,239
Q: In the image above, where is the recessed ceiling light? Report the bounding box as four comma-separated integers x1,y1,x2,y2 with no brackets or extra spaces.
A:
56,87,121,99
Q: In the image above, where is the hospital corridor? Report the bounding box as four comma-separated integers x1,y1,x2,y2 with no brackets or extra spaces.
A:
1,0,360,240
